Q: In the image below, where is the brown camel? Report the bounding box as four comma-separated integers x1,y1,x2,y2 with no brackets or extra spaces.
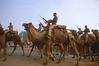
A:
5,30,25,56
0,26,7,61
91,30,99,61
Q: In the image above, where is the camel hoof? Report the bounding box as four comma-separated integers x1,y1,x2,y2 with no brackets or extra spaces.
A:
56,60,61,64
22,54,25,56
97,61,99,63
79,57,81,61
3,58,7,61
84,56,86,59
40,56,43,59
75,64,79,66
91,58,94,62
9,54,11,56
42,62,48,65
49,57,55,61
56,53,59,55
72,56,75,58
27,56,30,57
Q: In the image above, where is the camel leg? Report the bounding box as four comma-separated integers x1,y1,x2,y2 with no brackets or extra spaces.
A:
42,48,51,65
71,42,80,66
8,42,11,47
42,55,49,65
0,46,1,52
9,45,17,56
57,43,65,64
43,53,54,65
88,47,94,61
83,46,87,59
37,45,43,58
39,48,43,58
19,43,25,56
27,44,34,57
3,46,7,61
48,39,54,61
43,39,54,65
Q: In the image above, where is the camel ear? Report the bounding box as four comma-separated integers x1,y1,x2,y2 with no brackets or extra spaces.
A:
22,23,25,26
28,23,34,27
22,23,26,26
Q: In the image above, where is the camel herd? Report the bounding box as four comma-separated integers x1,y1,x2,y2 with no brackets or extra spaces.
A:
0,23,99,66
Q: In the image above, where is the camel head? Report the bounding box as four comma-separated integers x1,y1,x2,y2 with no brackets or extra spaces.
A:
23,23,35,30
22,23,29,30
91,29,99,36
28,23,34,28
28,23,38,31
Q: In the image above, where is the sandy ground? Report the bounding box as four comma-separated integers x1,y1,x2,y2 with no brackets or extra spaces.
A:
0,46,99,66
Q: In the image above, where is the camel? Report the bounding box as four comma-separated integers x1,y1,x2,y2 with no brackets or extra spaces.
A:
91,30,99,61
23,23,52,65
5,30,25,56
70,30,86,59
23,23,80,66
0,26,7,61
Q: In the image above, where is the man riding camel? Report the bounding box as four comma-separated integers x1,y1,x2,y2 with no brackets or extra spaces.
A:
77,28,83,35
42,12,58,39
46,12,58,25
8,22,13,32
83,25,90,43
0,24,4,34
38,22,42,31
7,22,16,35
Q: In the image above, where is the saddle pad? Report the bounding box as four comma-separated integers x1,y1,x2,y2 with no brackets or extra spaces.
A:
56,25,66,29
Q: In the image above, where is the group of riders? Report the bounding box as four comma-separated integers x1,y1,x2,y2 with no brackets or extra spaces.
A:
0,12,99,65
0,12,98,51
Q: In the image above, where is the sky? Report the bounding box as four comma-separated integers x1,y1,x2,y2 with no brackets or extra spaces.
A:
0,0,99,32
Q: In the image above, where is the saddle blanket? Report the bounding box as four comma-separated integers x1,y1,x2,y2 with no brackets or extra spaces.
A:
56,25,66,29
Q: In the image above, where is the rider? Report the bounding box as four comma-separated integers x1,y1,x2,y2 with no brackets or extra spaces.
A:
47,12,58,25
8,22,13,31
0,24,4,34
42,12,58,39
0,24,2,27
8,22,15,34
77,28,83,35
38,22,42,31
83,25,90,42
92,29,99,39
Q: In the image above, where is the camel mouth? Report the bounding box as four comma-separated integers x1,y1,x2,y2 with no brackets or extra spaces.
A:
22,26,27,30
22,26,28,31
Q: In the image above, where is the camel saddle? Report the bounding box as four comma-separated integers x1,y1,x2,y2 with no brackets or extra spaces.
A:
55,25,66,30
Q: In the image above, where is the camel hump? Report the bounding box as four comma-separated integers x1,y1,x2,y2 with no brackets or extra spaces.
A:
55,25,66,30
89,34,96,40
